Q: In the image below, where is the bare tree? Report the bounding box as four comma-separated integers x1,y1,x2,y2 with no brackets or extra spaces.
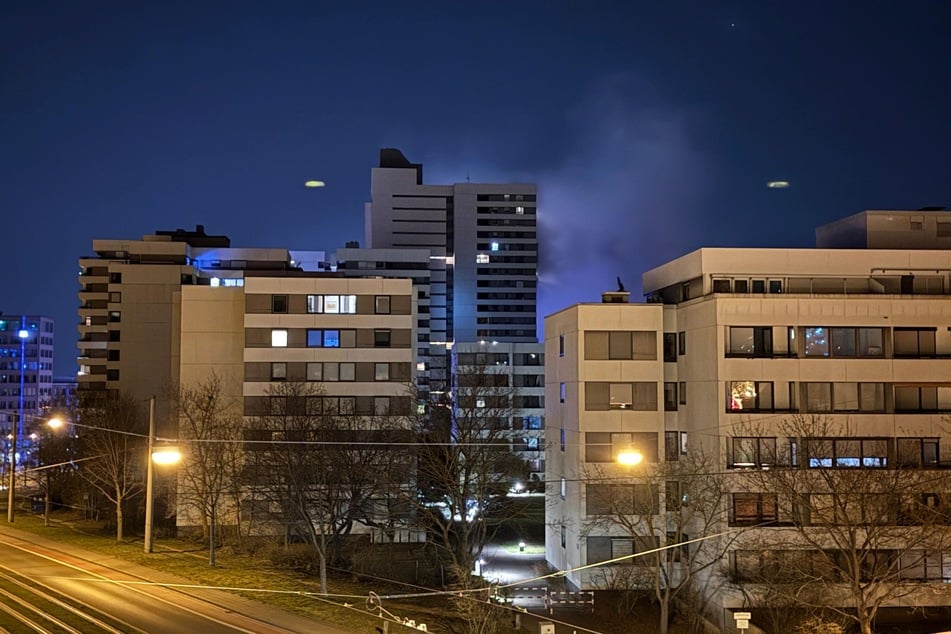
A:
733,415,951,634
77,392,147,542
583,447,733,634
244,381,412,594
414,360,528,597
172,372,244,566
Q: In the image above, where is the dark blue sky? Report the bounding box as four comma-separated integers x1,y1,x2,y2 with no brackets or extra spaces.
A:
3,1,949,376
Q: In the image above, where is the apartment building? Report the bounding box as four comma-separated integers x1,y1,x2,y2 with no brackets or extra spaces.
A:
453,341,546,484
77,225,326,430
0,313,55,436
364,148,544,474
546,211,951,630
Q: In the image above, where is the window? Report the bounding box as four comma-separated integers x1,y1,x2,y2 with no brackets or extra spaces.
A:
897,438,940,468
585,382,657,411
803,327,829,356
559,382,566,403
895,385,951,412
806,437,888,468
107,350,120,361
109,292,121,303
271,329,288,347
559,334,564,357
306,294,357,314
307,329,340,347
323,362,339,381
894,328,937,357
751,279,766,293
664,383,677,411
108,311,120,323
375,363,389,381
272,295,288,313
476,254,490,264
560,478,566,499
340,363,355,381
728,326,773,357
731,437,777,467
306,362,322,381
678,331,686,355
664,431,679,462
271,362,286,380
375,296,391,314
374,329,391,347
734,279,748,293
585,431,658,463
584,331,656,360
713,279,731,293
632,331,656,360
732,493,778,526
769,280,783,293
560,427,566,452
728,381,773,411
108,330,121,342
586,484,659,516
109,272,122,283
560,525,566,548
663,333,677,362
679,381,686,404
374,397,390,415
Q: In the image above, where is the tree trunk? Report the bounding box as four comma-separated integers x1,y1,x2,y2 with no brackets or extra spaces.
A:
115,497,124,542
209,506,217,567
319,528,328,595
659,600,670,634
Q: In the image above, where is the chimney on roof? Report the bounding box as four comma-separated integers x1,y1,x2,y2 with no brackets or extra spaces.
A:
601,291,630,304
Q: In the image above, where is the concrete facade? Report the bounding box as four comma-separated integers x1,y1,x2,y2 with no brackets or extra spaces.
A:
546,221,951,628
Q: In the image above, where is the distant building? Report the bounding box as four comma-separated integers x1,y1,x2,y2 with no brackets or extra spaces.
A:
0,313,54,437
547,210,951,630
364,148,544,473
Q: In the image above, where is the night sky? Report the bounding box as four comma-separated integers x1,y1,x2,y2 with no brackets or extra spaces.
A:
3,1,949,376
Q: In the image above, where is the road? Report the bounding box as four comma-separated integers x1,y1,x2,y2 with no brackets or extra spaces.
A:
0,528,353,633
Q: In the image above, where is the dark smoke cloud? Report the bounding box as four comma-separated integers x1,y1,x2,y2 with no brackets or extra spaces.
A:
535,74,714,319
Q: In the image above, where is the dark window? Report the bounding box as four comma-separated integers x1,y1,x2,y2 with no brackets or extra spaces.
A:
751,279,766,293
731,493,778,526
108,330,121,342
106,369,119,381
663,333,677,362
559,334,564,357
894,328,937,357
678,381,686,404
897,438,940,468
109,272,122,283
678,331,686,355
734,279,748,293
664,382,678,411
374,329,391,348
730,437,777,467
107,350,120,361
664,431,679,462
272,295,288,313
713,279,731,293
728,327,773,357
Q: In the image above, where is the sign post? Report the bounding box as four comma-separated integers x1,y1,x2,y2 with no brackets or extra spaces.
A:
734,611,751,632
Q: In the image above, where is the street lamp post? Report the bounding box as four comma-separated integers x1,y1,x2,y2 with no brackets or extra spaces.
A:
144,396,156,553
6,414,17,523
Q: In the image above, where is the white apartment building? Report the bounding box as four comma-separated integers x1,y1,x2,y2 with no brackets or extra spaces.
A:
546,211,951,630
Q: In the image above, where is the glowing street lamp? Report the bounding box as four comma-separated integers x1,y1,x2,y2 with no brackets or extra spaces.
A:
617,449,644,467
144,396,181,553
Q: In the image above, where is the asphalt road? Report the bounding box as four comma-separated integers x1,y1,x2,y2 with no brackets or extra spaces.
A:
0,526,354,633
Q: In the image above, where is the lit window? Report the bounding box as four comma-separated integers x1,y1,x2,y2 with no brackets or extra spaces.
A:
491,242,500,252
516,206,524,214
271,330,288,347
476,254,490,264
375,363,389,381
271,362,287,380
416,361,426,371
